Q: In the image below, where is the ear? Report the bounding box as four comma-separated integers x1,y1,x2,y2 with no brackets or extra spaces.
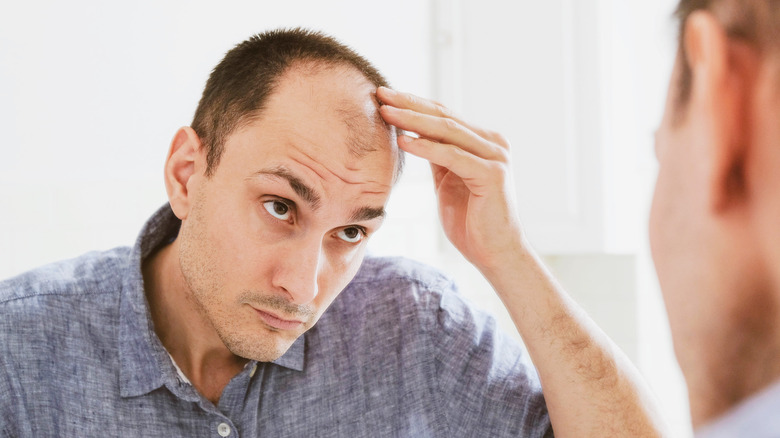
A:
164,126,203,220
684,11,756,213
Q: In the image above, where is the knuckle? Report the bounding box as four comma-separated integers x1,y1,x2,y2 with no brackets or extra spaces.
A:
446,144,470,166
486,161,510,181
436,103,455,119
442,117,461,133
494,147,511,164
440,146,459,168
487,130,511,148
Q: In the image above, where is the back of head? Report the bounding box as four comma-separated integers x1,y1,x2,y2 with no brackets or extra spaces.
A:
191,28,392,176
663,0,780,428
674,0,780,108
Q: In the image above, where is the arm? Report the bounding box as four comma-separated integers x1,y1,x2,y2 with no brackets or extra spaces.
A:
377,87,668,437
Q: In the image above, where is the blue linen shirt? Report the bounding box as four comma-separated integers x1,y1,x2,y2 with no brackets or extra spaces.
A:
0,205,552,437
694,379,780,437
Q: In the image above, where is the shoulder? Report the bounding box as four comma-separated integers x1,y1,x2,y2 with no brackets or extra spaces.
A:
333,255,492,337
340,256,467,321
696,380,780,438
349,256,489,320
0,247,130,363
0,249,131,432
346,255,460,309
0,247,131,339
350,255,456,291
0,247,131,305
317,256,461,334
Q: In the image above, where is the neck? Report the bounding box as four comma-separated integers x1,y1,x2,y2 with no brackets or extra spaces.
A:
142,239,248,405
686,290,780,428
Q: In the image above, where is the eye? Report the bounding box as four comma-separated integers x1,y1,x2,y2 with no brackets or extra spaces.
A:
337,227,365,243
263,200,292,221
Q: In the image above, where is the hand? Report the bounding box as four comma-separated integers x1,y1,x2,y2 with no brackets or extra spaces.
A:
378,88,669,438
377,87,526,274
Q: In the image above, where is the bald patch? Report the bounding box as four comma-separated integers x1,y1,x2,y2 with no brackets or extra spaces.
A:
275,60,403,178
338,103,393,158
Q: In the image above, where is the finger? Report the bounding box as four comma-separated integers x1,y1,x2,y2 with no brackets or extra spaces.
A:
377,87,493,140
397,135,503,195
378,87,511,151
380,105,506,162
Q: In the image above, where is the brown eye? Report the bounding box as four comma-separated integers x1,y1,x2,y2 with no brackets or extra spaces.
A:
337,227,364,243
263,200,292,220
273,202,288,215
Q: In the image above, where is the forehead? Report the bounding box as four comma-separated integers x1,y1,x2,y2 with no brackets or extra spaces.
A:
265,63,393,156
217,63,397,193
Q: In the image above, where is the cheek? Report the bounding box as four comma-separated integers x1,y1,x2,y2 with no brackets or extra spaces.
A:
648,173,688,330
649,162,685,302
648,129,688,270
649,170,670,269
314,246,367,303
219,202,276,265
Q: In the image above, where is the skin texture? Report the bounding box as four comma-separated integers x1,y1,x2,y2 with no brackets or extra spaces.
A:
143,63,396,404
651,10,780,428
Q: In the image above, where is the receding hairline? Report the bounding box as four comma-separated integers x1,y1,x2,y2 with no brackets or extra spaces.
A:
235,59,387,123
225,60,401,177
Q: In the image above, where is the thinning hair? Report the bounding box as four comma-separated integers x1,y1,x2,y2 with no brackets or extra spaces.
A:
191,28,403,177
674,0,780,108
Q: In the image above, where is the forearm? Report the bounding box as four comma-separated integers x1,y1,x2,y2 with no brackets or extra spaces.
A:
374,86,667,436
481,244,668,437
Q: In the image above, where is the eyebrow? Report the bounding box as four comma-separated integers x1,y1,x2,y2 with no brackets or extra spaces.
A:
252,166,321,209
350,206,386,223
251,166,387,223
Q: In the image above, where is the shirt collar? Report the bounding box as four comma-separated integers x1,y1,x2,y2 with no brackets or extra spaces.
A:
118,204,305,398
272,335,305,371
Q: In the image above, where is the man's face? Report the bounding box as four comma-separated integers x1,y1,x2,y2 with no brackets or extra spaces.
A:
649,54,712,362
177,65,397,362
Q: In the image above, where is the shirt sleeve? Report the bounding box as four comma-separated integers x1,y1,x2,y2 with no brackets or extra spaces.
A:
0,299,27,438
430,283,554,437
0,356,15,438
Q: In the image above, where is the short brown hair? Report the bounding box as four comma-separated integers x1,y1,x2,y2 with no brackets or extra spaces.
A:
191,28,400,176
674,0,780,108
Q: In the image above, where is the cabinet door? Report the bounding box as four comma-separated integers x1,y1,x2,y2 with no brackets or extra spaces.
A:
434,0,612,254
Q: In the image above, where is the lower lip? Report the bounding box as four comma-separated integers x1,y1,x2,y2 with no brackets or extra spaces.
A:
254,309,304,331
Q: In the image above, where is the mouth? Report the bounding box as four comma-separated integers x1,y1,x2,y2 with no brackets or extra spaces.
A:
251,307,305,331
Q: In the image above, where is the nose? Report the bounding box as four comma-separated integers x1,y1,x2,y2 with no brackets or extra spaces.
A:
272,235,323,304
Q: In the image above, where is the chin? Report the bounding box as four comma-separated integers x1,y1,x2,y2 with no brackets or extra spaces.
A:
243,348,289,363
222,331,297,362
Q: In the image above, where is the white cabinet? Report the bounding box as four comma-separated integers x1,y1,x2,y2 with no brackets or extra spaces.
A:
433,0,639,254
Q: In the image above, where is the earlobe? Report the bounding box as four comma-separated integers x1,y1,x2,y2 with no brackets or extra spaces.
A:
165,126,202,220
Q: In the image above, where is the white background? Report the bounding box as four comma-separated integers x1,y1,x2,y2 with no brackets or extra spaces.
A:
0,1,690,435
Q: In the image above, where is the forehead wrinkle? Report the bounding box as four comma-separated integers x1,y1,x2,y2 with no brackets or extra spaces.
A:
293,149,365,186
250,165,321,209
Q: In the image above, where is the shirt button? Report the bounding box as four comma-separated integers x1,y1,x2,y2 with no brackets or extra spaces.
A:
250,364,258,377
217,422,231,437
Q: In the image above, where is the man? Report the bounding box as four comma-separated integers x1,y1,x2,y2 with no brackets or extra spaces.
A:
651,0,780,436
0,29,663,436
